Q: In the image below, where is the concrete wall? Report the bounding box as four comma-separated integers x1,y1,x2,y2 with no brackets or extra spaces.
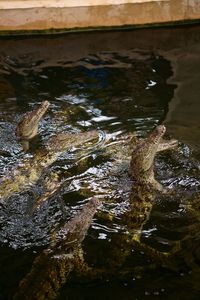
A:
0,0,200,33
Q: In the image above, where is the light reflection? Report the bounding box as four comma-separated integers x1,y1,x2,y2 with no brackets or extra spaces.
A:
56,94,86,104
91,116,117,122
92,222,124,234
98,232,107,240
146,80,157,89
76,120,92,127
142,227,157,238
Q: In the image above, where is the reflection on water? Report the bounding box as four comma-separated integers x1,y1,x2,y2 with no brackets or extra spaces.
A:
0,26,200,300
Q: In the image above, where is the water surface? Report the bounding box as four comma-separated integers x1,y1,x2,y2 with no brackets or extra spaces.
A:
0,25,200,300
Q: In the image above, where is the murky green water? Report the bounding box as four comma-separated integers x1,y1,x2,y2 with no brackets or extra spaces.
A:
0,25,200,300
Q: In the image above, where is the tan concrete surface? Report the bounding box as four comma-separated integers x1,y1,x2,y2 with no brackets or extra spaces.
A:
0,0,200,33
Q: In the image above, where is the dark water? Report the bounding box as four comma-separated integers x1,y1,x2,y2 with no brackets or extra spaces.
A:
0,25,200,300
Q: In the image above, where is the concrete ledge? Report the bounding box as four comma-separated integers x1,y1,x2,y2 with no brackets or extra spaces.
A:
0,0,169,9
0,0,200,33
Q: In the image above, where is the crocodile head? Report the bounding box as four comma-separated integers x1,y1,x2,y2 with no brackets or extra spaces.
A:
16,100,50,140
148,124,166,146
129,125,166,185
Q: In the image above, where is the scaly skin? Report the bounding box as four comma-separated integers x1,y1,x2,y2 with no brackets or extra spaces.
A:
106,126,178,231
14,197,100,300
129,125,178,190
125,126,178,240
120,126,178,242
0,130,99,201
16,101,50,140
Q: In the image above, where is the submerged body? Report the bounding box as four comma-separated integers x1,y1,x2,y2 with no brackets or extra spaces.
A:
14,198,100,300
112,125,177,228
125,125,178,239
0,130,99,201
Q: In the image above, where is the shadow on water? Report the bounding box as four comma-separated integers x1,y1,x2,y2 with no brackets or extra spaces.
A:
0,24,200,299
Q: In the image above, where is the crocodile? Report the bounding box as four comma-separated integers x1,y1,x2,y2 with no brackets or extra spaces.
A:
125,125,179,241
16,100,50,140
14,197,100,300
0,130,99,201
15,100,50,151
129,124,178,190
102,126,179,270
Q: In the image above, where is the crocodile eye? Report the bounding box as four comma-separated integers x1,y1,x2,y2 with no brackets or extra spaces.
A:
157,125,166,135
